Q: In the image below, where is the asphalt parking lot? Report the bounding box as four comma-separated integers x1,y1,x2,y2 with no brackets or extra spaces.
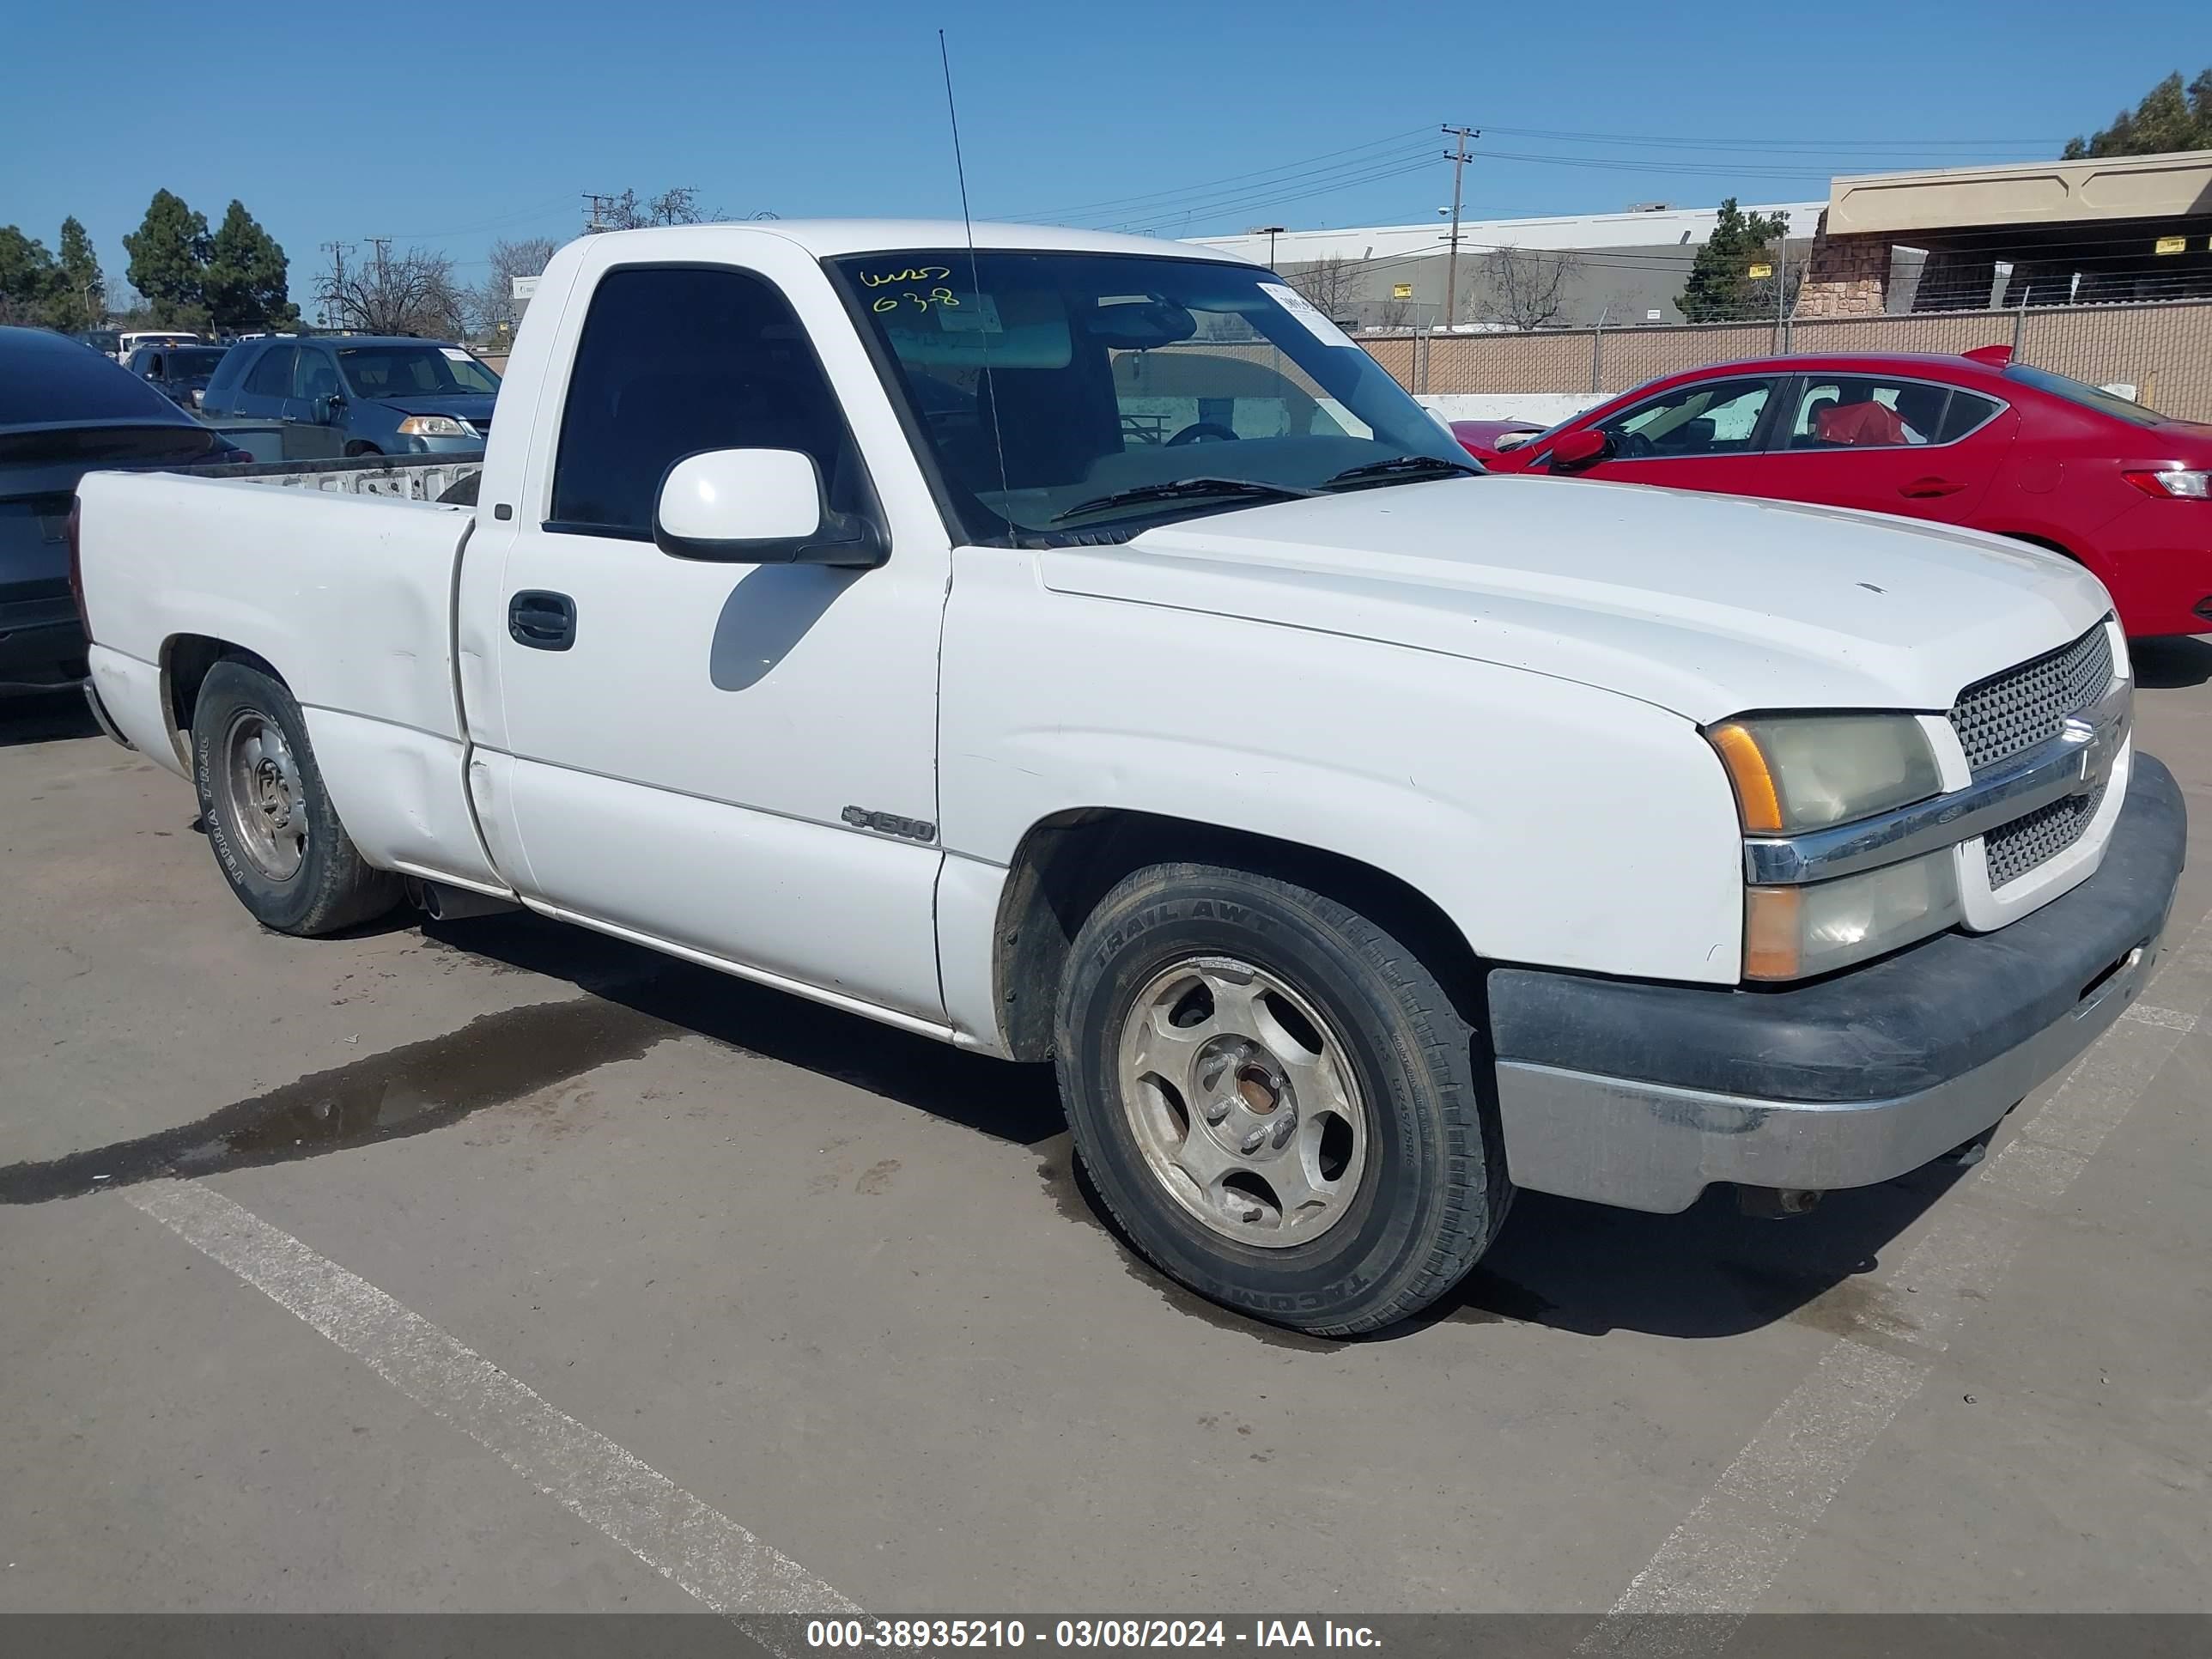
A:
3,644,2209,1626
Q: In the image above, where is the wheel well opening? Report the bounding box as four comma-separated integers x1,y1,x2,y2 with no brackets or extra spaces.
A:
2001,531,2080,564
165,635,283,747
991,809,1484,1062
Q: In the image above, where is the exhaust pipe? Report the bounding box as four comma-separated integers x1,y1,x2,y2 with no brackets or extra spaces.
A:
404,878,521,921
1736,1186,1824,1218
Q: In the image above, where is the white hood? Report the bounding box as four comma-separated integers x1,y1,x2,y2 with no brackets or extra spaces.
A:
1042,476,2112,724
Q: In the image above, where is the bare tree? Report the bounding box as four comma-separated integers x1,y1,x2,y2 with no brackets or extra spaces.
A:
1284,255,1365,325
1473,246,1582,331
1373,295,1413,331
320,240,467,337
472,235,560,338
593,187,706,231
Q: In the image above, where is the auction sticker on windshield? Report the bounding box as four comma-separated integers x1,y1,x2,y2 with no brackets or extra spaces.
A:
1259,283,1358,349
440,347,473,362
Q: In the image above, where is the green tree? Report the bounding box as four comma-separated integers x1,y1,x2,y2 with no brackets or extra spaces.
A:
0,226,63,325
1678,198,1790,323
204,201,299,331
123,189,211,326
2063,70,2212,158
55,217,106,330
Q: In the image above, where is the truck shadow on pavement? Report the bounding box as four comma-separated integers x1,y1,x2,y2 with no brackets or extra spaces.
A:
0,688,99,746
0,907,1964,1346
2131,635,2212,690
428,913,1973,1346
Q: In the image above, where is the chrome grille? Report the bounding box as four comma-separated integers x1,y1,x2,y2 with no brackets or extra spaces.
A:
1948,624,2112,776
1984,781,2106,890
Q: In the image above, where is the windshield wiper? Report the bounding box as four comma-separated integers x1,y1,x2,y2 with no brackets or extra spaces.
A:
1049,476,1322,525
1322,454,1483,489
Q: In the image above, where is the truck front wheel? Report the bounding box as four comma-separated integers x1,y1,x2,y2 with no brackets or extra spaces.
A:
191,659,403,936
1055,863,1510,1336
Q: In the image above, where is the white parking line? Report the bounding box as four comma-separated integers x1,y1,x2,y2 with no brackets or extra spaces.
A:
123,1178,859,1626
1578,906,2212,1656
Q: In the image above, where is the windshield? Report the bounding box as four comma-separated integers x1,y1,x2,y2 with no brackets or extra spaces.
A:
833,249,1474,542
336,344,501,400
2003,362,2170,427
167,348,228,377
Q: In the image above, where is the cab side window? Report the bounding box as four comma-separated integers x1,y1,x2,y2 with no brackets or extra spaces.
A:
1598,378,1775,460
549,265,864,538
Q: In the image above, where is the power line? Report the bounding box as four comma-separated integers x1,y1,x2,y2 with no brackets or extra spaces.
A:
1095,151,1441,229
381,193,579,244
1099,156,1443,234
1474,148,1844,179
1012,127,1431,222
1480,123,2067,153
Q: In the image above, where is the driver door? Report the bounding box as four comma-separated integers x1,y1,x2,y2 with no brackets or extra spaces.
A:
1560,375,1786,496
283,346,345,458
464,252,954,1024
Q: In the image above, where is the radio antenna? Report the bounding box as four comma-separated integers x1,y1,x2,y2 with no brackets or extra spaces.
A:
939,28,1013,541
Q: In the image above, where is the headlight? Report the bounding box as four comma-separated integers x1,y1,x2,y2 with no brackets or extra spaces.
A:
1707,714,1941,834
397,415,470,437
1744,848,1961,981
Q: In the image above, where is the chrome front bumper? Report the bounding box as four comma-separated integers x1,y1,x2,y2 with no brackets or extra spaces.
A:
1487,754,2185,1215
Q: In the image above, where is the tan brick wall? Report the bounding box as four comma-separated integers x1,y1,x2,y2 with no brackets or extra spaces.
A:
1796,215,1888,319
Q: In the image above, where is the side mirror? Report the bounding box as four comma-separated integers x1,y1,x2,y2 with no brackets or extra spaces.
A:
1548,427,1612,471
653,448,885,568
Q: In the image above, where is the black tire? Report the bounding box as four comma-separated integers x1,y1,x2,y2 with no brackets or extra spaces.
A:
1054,862,1510,1336
191,659,403,936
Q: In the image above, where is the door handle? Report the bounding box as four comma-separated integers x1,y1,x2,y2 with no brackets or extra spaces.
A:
508,590,576,651
1899,477,1966,499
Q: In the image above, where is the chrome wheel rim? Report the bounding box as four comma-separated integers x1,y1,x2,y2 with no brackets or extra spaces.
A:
1115,955,1369,1249
222,709,307,881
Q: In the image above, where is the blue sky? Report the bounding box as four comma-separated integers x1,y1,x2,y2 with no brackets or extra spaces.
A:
3,0,2201,302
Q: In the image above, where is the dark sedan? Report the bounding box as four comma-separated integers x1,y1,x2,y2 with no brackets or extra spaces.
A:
1,327,250,690
125,343,231,409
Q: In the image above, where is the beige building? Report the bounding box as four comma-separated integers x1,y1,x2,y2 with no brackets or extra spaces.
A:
1798,149,2212,318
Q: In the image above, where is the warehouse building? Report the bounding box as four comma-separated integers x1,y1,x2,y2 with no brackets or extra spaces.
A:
1189,203,1823,331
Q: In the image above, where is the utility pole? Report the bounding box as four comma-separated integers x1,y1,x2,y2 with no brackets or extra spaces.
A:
1257,225,1285,270
1440,125,1477,338
1776,219,1790,349
582,193,617,234
319,240,354,331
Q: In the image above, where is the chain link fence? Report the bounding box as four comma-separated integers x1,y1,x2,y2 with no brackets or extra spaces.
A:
1357,299,2212,422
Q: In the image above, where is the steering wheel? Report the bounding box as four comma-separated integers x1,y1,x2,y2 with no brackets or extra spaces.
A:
1166,422,1240,447
1617,429,1656,459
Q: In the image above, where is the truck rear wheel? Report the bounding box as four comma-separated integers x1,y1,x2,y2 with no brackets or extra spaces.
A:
1055,863,1510,1336
191,659,403,936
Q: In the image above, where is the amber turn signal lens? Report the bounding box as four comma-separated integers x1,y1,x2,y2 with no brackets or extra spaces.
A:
1743,886,1804,981
1710,722,1784,834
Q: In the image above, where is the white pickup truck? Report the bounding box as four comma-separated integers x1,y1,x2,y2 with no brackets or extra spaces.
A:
74,222,2185,1334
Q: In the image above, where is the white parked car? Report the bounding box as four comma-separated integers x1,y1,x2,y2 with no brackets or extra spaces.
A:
72,222,2184,1334
112,328,203,366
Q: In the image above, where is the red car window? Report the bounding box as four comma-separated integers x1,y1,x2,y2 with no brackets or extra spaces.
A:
1816,401,1909,447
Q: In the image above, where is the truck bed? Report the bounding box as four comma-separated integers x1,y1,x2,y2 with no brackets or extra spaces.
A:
193,450,483,501
75,465,503,892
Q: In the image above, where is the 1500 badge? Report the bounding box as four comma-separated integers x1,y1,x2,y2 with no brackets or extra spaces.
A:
843,806,937,843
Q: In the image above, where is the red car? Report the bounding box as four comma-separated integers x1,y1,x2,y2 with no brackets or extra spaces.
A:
1456,348,2212,637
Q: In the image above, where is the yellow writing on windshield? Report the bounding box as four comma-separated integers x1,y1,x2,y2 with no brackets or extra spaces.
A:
872,289,961,315
858,265,953,288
